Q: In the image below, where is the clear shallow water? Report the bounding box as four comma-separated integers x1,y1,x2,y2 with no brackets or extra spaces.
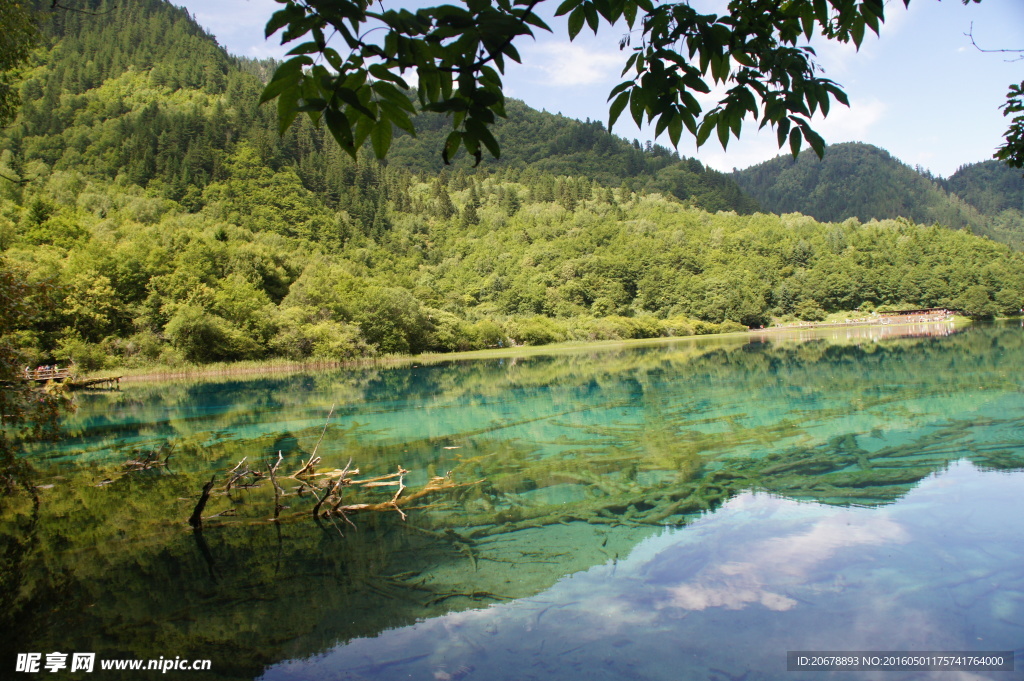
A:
263,462,1024,681
3,323,1024,680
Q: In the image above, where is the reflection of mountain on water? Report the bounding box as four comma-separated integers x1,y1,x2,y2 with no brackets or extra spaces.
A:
4,325,1024,679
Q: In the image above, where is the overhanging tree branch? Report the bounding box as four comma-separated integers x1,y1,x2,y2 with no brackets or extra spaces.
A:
261,0,1023,169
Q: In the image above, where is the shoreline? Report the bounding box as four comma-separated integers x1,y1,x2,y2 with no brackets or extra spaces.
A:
106,332,751,384
755,315,970,333
98,317,976,385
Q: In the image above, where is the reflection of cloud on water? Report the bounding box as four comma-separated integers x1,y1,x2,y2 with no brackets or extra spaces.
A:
654,498,910,612
669,580,798,611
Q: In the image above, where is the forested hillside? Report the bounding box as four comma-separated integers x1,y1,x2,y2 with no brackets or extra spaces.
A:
2,1,1023,372
943,160,1024,217
732,143,1024,249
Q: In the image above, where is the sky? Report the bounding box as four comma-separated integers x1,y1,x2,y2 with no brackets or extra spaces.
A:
178,0,1023,177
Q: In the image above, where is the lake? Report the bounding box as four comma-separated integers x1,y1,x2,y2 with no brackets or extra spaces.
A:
3,322,1023,680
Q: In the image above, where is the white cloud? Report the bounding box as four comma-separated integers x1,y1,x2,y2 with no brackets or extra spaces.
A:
812,97,886,140
521,42,625,87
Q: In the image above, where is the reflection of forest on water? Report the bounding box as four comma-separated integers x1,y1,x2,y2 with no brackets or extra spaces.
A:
3,324,1024,680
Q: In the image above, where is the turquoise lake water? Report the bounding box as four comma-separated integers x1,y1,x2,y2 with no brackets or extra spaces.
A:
3,322,1023,680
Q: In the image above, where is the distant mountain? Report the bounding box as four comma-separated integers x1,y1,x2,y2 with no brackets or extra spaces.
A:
732,143,1024,249
942,160,1024,215
5,0,757,217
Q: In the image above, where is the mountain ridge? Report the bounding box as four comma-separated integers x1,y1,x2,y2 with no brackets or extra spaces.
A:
732,142,1024,248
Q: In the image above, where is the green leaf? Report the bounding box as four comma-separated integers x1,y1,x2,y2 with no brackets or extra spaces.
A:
629,86,645,126
442,131,463,164
336,87,376,120
353,115,374,149
716,116,730,149
831,87,850,107
710,54,729,83
805,127,825,158
378,100,416,135
776,117,791,147
584,3,600,33
504,43,522,64
296,97,327,112
851,20,865,48
817,84,830,117
655,114,670,138
789,127,802,156
260,56,312,104
696,115,715,147
285,41,322,56
812,0,828,24
668,116,683,147
609,80,632,97
368,63,407,86
568,6,586,40
733,52,755,68
466,119,501,159
372,80,415,111
323,48,344,71
801,13,813,40
608,90,630,130
521,11,551,32
277,87,300,136
555,0,583,16
864,11,880,36
324,107,355,156
371,119,393,158
259,76,296,106
266,5,305,38
623,0,636,27
420,68,441,104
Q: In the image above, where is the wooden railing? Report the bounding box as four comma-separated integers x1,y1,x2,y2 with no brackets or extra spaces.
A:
24,368,71,382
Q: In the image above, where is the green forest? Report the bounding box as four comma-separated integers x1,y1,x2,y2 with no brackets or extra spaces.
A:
2,0,1024,373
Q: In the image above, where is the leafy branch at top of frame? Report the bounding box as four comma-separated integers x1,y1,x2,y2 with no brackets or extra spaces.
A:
260,0,988,165
261,0,552,165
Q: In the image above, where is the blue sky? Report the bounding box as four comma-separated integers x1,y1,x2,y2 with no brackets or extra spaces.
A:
179,0,1023,177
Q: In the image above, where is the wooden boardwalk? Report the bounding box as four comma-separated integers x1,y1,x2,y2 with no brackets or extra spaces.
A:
25,368,71,383
21,369,121,390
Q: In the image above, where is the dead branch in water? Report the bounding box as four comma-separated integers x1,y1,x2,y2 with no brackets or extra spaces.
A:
268,453,284,520
225,457,249,491
224,456,264,491
323,470,479,521
186,399,480,529
291,455,320,478
188,475,217,528
311,404,335,458
291,404,336,478
123,443,174,472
